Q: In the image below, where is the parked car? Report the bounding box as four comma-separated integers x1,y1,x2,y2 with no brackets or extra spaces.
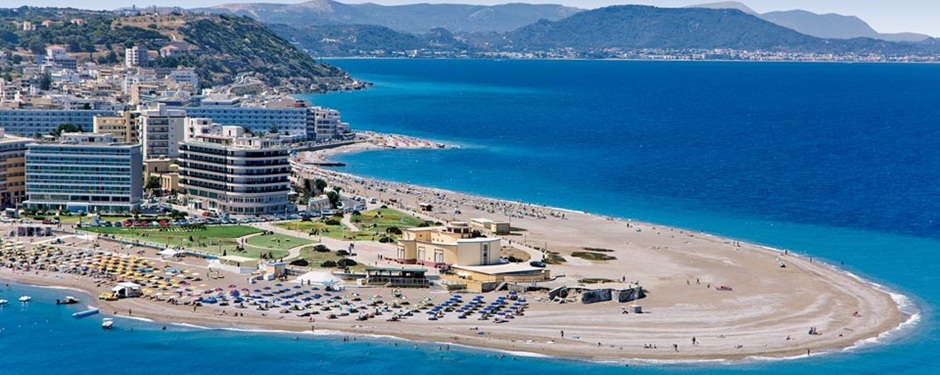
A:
529,261,547,268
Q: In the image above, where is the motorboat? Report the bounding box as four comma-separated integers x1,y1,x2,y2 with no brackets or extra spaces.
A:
18,295,31,303
58,296,80,305
101,318,114,330
0,299,7,305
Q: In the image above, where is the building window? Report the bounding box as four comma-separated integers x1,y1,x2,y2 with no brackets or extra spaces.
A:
481,244,490,265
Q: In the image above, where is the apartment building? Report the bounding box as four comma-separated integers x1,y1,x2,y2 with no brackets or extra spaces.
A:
25,132,142,213
178,125,291,215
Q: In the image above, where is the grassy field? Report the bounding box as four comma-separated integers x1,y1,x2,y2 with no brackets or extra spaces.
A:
274,220,347,238
275,208,429,242
245,233,315,250
294,245,365,271
80,225,266,257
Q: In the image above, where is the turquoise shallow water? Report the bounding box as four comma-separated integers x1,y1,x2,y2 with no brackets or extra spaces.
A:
2,59,938,374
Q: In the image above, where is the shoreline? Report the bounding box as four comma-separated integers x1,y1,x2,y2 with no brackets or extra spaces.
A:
0,139,914,363
317,57,940,65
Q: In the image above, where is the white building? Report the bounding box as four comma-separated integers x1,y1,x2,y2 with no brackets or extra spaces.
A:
0,109,117,137
25,132,142,213
176,97,350,141
168,68,199,88
137,104,186,159
124,46,148,68
178,124,291,215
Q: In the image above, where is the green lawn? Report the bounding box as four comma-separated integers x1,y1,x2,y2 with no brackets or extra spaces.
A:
274,220,346,238
245,233,315,250
80,225,265,257
345,208,429,241
273,209,430,242
295,245,365,271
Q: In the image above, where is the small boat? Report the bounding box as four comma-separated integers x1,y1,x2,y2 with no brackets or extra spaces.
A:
18,295,31,303
101,318,114,330
0,299,7,305
72,308,100,318
58,296,80,305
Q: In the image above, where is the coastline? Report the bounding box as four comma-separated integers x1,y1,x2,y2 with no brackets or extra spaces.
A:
0,139,913,363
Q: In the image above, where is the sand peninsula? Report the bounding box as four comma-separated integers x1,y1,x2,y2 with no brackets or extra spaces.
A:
0,134,910,363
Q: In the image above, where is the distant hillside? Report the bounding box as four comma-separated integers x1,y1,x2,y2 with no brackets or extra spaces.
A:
760,10,930,42
195,0,581,34
690,2,931,42
155,15,357,91
268,23,477,57
504,5,823,51
687,1,757,15
0,8,359,92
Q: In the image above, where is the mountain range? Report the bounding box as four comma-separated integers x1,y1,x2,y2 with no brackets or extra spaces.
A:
199,0,932,42
689,1,931,42
193,0,580,34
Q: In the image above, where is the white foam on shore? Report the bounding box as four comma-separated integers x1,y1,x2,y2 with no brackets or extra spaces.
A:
434,341,549,358
170,322,211,330
116,315,154,323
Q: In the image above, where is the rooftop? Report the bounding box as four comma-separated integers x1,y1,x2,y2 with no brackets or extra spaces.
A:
451,263,547,276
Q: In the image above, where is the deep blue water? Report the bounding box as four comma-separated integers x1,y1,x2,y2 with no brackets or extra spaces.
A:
2,60,939,374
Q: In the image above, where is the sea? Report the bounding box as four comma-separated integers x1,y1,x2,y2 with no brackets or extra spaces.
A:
3,59,939,374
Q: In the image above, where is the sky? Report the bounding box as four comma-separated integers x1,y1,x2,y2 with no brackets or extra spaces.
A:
8,0,939,36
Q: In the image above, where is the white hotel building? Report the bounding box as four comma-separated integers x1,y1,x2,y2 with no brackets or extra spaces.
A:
178,124,291,215
25,132,142,213
0,109,117,137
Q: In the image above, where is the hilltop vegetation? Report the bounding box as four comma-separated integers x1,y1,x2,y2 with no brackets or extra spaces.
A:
154,15,356,91
0,7,361,92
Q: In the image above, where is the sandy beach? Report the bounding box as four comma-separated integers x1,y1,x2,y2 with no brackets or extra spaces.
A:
0,138,909,363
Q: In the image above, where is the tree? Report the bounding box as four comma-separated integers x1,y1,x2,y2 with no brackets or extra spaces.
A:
326,190,340,208
314,178,327,193
52,123,82,137
145,176,162,191
169,209,187,221
39,72,51,91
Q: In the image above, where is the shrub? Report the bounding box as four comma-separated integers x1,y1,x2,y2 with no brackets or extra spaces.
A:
337,258,357,267
313,244,330,252
290,259,309,266
336,249,349,256
320,260,337,268
378,236,395,243
324,218,341,226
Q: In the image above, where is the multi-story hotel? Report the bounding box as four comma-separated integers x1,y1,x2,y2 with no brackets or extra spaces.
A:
182,106,308,139
25,132,142,213
138,104,186,159
0,109,117,137
93,111,140,143
309,107,350,141
178,97,350,141
178,124,291,215
0,129,32,207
